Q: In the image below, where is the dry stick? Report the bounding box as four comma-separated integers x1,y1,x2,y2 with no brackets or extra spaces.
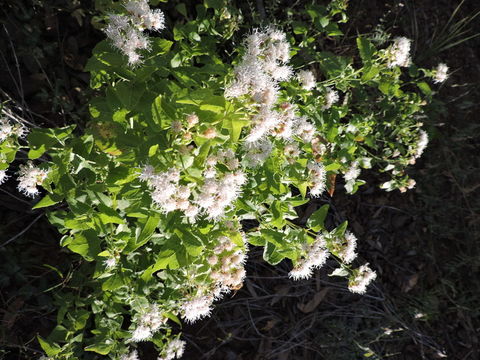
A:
0,212,44,248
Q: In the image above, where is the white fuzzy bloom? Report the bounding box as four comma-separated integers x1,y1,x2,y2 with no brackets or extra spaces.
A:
433,63,449,83
17,162,49,197
246,107,279,143
348,263,377,294
131,324,152,342
121,350,139,360
322,87,339,110
289,262,313,281
294,117,316,142
104,257,117,269
131,303,166,342
337,231,357,264
139,164,156,182
387,37,412,68
414,130,429,159
297,70,316,90
0,169,8,185
284,143,300,158
289,234,330,280
308,162,327,197
244,138,273,167
105,1,165,66
181,295,214,323
158,338,186,360
0,118,13,142
344,161,361,182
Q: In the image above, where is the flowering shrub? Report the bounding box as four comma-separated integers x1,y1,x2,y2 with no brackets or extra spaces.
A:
0,0,449,359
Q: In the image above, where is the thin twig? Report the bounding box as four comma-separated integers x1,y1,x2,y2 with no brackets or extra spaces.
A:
0,212,45,248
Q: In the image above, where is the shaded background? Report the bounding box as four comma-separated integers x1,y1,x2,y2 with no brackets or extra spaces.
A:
0,0,479,359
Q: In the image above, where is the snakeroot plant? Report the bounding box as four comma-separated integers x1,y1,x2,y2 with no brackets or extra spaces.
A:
0,0,450,359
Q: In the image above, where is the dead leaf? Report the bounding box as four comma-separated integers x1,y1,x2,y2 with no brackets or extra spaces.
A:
297,288,329,313
327,174,336,197
402,273,419,293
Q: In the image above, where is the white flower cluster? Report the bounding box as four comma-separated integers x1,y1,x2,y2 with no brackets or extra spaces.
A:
348,263,377,294
243,138,273,167
331,231,358,264
226,29,318,146
433,63,449,83
225,28,292,101
197,170,246,220
209,235,247,289
158,338,186,360
284,142,300,164
297,69,316,90
0,170,8,185
307,162,327,197
121,350,139,360
181,234,248,323
17,161,49,197
104,0,165,65
181,295,214,323
413,130,429,159
141,154,246,221
322,87,339,110
387,37,412,68
131,303,167,342
0,117,27,143
343,161,360,182
289,233,330,280
140,166,189,212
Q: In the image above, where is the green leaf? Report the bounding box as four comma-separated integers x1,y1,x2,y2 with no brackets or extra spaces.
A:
333,221,348,237
37,335,62,357
33,193,63,209
67,231,101,261
263,241,284,265
27,126,75,159
417,81,432,95
102,274,124,291
97,204,125,225
125,214,160,252
85,341,114,355
307,204,330,232
356,37,376,64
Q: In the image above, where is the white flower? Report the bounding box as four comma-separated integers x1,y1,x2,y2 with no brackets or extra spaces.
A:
294,117,315,142
139,164,156,182
297,70,316,90
131,324,152,342
158,338,186,360
433,63,448,83
387,37,411,68
131,303,166,342
289,233,330,280
0,169,8,185
337,231,357,264
181,295,214,323
344,161,360,182
289,262,313,280
244,138,273,167
322,87,339,110
121,350,139,360
0,118,13,142
308,162,327,197
17,162,49,197
104,1,165,66
414,130,429,159
104,257,117,269
348,263,377,294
